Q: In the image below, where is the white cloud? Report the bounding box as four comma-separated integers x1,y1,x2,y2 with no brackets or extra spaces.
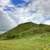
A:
0,0,50,33
0,0,10,6
43,20,50,25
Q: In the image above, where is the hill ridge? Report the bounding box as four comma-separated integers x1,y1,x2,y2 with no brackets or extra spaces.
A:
0,22,50,39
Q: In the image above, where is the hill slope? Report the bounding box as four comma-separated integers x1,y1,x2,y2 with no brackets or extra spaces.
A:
0,22,50,39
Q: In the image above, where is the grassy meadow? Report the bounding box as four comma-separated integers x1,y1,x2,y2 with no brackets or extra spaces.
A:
0,33,50,50
0,22,50,50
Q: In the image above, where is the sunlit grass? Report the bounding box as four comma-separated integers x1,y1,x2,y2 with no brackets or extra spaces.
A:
0,33,50,50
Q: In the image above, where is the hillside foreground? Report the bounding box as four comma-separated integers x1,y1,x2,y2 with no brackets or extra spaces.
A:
0,22,50,50
0,33,50,50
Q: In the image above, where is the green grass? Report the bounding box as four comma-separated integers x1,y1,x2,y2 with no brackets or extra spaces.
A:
0,33,50,50
0,22,50,50
1,22,50,39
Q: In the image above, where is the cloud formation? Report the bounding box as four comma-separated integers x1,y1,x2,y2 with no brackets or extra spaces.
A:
0,0,50,33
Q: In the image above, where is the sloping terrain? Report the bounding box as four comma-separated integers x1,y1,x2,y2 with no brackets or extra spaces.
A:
0,22,50,39
0,22,50,50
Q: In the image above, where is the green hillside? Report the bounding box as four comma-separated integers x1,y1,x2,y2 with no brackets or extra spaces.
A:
0,22,50,39
0,22,50,50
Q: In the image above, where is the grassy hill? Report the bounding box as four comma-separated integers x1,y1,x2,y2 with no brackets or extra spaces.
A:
0,22,50,39
0,22,50,50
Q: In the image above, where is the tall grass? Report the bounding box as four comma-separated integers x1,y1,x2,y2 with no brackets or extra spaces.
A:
0,33,50,50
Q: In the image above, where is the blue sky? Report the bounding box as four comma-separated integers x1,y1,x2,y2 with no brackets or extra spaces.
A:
0,0,50,33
